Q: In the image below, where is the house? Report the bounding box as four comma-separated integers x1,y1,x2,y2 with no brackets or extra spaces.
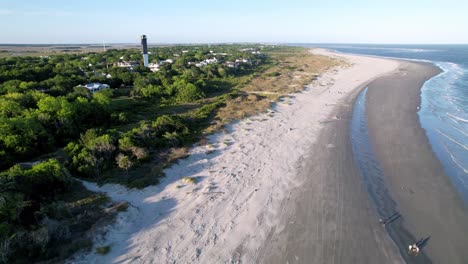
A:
225,61,236,68
115,61,139,68
235,58,250,63
81,83,110,93
194,57,218,67
148,63,160,72
160,59,174,64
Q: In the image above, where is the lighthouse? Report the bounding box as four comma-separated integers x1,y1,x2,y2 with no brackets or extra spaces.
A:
141,35,149,68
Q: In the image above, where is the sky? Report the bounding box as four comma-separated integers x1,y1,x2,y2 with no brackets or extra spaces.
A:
0,0,467,44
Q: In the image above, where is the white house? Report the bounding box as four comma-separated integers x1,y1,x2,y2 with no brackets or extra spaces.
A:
115,61,139,68
81,83,110,93
160,59,174,64
235,58,250,63
148,63,160,72
195,57,218,67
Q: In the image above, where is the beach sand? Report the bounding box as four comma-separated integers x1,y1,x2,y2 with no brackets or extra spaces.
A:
366,61,468,264
259,52,404,264
69,50,401,264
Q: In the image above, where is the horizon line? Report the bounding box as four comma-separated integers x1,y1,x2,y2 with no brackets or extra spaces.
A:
0,42,467,46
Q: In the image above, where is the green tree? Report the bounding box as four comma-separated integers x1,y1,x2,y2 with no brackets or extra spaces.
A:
116,154,133,176
176,83,205,103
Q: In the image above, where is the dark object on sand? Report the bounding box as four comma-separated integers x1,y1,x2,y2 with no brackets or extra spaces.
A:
379,212,401,226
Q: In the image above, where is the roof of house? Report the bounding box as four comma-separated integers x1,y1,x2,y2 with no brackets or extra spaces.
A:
84,83,110,89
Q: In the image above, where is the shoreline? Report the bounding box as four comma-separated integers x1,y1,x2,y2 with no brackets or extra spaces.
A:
68,49,402,263
366,60,468,263
258,51,405,263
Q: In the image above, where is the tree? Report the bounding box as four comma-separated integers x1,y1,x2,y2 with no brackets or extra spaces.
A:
175,82,205,103
116,154,132,176
67,130,117,178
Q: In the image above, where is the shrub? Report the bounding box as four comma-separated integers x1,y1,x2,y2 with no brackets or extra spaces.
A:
96,245,111,255
182,177,196,184
65,129,117,178
266,71,281,77
0,159,72,262
115,154,132,176
175,83,205,103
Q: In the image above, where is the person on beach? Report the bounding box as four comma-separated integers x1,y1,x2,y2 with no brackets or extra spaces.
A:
408,237,430,256
379,212,401,226
408,243,420,256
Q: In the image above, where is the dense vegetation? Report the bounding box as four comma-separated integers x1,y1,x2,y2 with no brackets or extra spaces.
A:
0,44,266,175
0,44,270,262
0,158,112,263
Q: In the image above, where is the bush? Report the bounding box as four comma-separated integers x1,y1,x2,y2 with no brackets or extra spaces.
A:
0,159,69,201
65,129,117,178
0,159,72,263
175,83,205,103
266,71,281,77
96,245,111,255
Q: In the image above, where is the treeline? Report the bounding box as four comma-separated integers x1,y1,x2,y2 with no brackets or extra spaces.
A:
0,89,112,170
0,44,266,169
0,44,263,96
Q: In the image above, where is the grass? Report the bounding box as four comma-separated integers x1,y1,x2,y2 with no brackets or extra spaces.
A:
69,193,109,208
205,47,342,133
96,245,111,255
182,176,197,184
0,45,114,58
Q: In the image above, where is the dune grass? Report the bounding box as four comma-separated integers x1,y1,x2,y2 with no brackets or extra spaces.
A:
182,176,197,184
206,47,342,132
95,246,111,255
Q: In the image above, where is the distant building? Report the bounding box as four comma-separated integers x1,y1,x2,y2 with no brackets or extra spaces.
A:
81,83,110,93
160,59,174,64
225,61,236,68
235,58,250,63
115,61,139,68
195,57,218,67
148,63,160,72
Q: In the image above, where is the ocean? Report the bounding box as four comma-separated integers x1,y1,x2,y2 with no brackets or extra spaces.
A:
316,44,468,201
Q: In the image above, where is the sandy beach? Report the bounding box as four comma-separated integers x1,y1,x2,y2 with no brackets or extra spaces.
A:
366,61,468,263
69,50,403,264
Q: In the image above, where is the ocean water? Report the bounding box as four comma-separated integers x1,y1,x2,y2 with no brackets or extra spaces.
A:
315,44,468,201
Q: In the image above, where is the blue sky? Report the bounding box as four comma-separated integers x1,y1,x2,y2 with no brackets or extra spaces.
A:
0,0,467,44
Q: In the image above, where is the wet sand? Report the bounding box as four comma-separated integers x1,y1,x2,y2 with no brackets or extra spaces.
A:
366,61,468,263
260,87,404,263
259,51,403,263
